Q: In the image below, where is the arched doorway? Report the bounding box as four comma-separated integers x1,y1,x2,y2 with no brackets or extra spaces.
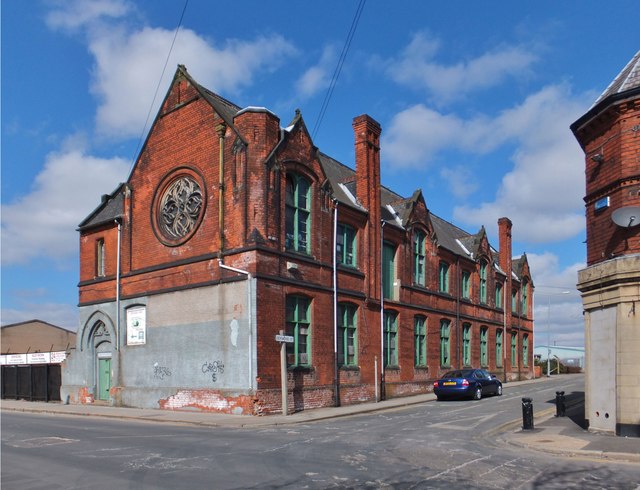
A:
91,321,112,401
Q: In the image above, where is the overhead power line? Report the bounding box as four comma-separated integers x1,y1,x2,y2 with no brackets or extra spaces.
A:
129,0,190,173
311,0,366,141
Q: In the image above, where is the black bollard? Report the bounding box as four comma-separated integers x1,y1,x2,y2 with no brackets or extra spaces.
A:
555,391,566,417
522,397,534,430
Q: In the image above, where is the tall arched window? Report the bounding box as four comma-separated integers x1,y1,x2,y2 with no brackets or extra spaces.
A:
413,230,425,286
521,280,529,315
479,260,487,304
285,173,311,253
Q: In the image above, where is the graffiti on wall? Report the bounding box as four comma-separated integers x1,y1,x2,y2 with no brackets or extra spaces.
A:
153,362,172,380
202,360,224,382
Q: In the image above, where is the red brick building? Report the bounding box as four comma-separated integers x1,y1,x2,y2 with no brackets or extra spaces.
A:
573,51,640,437
62,65,534,414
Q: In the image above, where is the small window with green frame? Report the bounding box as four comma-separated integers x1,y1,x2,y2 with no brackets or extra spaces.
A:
480,326,488,367
337,303,357,366
438,261,449,293
285,173,311,254
479,260,487,304
414,316,427,366
495,282,503,309
383,310,398,367
413,230,426,286
285,295,311,367
382,242,396,300
496,329,503,368
462,323,471,366
440,319,451,367
336,223,357,268
461,270,470,299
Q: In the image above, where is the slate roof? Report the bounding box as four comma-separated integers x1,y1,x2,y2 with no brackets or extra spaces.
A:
78,184,125,230
592,50,640,107
572,51,640,133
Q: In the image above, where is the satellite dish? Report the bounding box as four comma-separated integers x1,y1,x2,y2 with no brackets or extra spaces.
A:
611,206,640,228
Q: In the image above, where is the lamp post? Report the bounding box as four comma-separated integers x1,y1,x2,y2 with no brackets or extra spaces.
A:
545,291,570,377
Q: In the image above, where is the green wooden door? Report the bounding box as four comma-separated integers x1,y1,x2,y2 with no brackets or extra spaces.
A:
98,358,111,400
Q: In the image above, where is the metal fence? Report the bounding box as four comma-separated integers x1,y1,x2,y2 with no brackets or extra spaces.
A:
1,364,62,402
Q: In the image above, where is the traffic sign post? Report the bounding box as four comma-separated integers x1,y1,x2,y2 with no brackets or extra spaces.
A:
276,331,294,416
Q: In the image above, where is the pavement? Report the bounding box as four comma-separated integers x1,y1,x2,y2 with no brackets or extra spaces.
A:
2,376,639,464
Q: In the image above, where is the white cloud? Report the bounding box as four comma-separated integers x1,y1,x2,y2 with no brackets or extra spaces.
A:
1,144,129,265
440,166,479,199
383,84,590,243
88,28,296,139
453,85,589,243
295,45,337,99
384,32,537,101
46,0,297,139
527,252,585,347
45,0,133,32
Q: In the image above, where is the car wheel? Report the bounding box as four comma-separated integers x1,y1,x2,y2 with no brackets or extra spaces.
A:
473,387,482,400
496,385,503,396
436,395,442,401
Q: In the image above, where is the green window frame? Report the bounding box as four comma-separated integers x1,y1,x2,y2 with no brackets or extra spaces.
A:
285,173,311,253
511,332,517,366
337,303,357,366
522,334,529,367
383,311,398,367
461,271,471,299
285,295,311,367
496,329,503,368
336,223,357,267
413,230,426,286
462,323,471,366
495,283,503,309
480,327,488,367
440,319,451,367
511,289,517,313
479,261,487,304
382,242,396,300
521,281,528,315
414,316,427,366
438,261,449,293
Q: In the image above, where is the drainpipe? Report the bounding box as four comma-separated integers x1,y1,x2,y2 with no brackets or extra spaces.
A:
503,282,508,383
332,200,340,407
115,219,121,351
219,260,254,390
216,122,227,251
379,220,385,402
456,256,461,369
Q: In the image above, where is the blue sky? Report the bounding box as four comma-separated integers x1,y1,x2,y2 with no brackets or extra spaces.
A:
2,0,638,347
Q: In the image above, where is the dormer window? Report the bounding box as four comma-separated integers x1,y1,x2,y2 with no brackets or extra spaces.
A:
285,173,311,254
337,223,357,267
413,230,425,286
479,260,487,304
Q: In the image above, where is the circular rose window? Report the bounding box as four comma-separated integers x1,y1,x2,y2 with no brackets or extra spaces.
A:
152,168,206,246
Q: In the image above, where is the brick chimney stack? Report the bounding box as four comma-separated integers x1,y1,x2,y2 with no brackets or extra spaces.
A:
498,217,513,311
353,114,382,300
